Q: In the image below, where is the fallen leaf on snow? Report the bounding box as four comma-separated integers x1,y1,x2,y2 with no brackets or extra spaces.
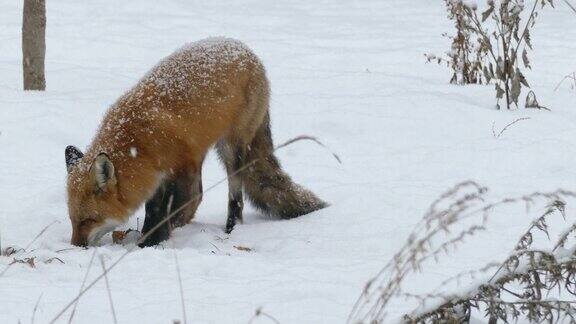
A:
10,257,35,268
233,245,252,252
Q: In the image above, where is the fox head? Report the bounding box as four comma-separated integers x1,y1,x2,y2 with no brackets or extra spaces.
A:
65,146,126,246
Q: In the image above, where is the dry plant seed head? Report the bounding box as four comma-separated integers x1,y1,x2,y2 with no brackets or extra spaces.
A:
426,0,489,85
348,181,489,323
431,0,554,110
348,182,576,324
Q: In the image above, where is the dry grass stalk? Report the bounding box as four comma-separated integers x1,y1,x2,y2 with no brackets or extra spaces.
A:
247,307,281,324
431,0,554,110
30,293,43,324
347,181,576,323
406,199,576,323
554,72,576,92
67,248,97,324
426,1,488,85
491,117,531,138
166,193,188,324
99,255,118,324
0,220,59,277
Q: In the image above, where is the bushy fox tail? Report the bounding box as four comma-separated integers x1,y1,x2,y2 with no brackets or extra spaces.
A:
242,113,327,219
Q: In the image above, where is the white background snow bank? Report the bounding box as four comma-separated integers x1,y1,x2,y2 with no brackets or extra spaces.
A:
1,0,576,323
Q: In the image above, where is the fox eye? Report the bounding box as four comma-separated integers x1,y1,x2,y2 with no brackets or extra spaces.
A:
80,219,96,227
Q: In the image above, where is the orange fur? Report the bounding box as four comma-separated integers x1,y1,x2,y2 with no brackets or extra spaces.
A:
66,37,326,246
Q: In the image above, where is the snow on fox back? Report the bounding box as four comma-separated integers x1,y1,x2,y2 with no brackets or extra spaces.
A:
69,37,263,180
142,37,256,99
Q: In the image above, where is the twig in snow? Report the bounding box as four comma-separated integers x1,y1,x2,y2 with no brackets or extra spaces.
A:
55,247,81,253
31,293,43,324
23,221,59,252
67,249,97,324
172,246,187,324
0,220,59,277
99,255,118,324
166,195,188,324
561,0,576,14
45,257,64,264
275,135,341,164
554,72,576,92
247,307,281,324
492,117,531,138
208,242,222,253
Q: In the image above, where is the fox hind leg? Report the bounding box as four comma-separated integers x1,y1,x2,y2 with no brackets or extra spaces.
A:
172,169,203,227
217,140,246,234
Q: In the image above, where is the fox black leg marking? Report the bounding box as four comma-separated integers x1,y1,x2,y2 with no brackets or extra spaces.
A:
138,183,173,247
225,149,245,234
140,170,201,247
169,174,193,228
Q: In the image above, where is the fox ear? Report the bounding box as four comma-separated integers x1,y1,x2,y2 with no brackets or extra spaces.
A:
91,153,117,193
65,145,84,173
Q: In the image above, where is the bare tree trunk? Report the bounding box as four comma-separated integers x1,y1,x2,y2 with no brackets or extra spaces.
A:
22,0,46,91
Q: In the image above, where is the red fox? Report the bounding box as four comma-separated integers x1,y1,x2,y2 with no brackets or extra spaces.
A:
65,37,326,247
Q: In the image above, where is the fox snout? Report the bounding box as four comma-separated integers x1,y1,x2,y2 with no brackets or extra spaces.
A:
70,219,122,247
70,224,91,247
71,232,88,247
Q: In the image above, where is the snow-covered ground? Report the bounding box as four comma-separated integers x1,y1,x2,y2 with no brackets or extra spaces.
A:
1,0,576,323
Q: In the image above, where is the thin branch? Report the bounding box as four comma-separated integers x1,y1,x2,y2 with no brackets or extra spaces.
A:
274,135,341,164
172,247,187,324
553,72,576,92
31,293,43,324
0,220,59,277
492,117,531,138
511,0,539,66
67,249,97,324
167,195,187,324
99,255,118,324
23,221,59,252
247,308,281,324
561,0,576,14
470,10,500,65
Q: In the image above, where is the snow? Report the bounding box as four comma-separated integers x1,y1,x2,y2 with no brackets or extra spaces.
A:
462,0,478,11
0,0,576,323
